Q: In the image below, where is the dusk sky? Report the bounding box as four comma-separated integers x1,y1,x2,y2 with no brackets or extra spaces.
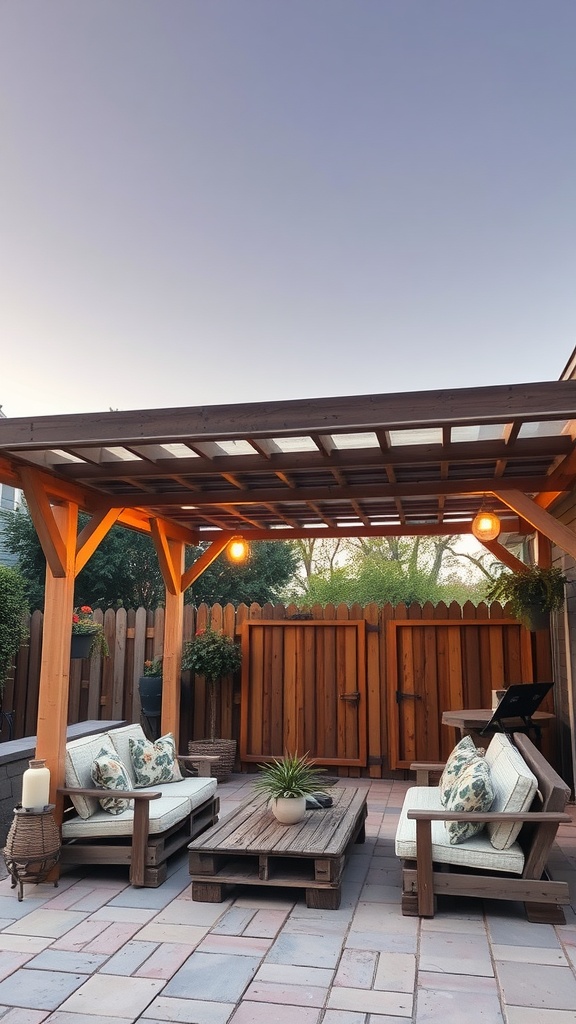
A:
2,1,575,418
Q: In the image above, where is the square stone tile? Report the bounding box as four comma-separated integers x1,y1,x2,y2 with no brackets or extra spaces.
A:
0,968,87,1010
99,940,160,975
0,949,35,980
334,948,377,988
255,963,333,987
492,943,568,966
26,949,108,974
419,931,493,977
322,1013,366,1024
134,942,196,979
374,952,415,993
265,932,343,968
141,995,236,1023
164,951,261,1002
415,988,503,1023
3,909,88,938
486,910,561,949
243,978,327,1006
58,974,165,1017
496,961,576,1010
229,1003,320,1023
506,1008,576,1024
327,986,412,1016
0,1011,51,1024
136,922,209,946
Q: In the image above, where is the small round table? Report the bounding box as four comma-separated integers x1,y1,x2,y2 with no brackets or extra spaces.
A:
442,708,554,743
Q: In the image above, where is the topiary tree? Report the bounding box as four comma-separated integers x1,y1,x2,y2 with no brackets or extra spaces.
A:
0,565,29,694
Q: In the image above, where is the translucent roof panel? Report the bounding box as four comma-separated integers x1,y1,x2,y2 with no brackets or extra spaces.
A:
50,450,85,463
214,440,257,456
330,432,379,449
272,436,319,452
518,420,570,438
159,444,199,458
102,447,143,461
450,424,509,442
388,428,443,447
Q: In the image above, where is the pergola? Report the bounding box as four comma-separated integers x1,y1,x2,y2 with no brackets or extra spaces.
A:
1,378,576,815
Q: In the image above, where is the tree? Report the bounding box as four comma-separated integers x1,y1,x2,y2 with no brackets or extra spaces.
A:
0,565,28,692
1,504,299,610
289,536,487,606
185,541,298,606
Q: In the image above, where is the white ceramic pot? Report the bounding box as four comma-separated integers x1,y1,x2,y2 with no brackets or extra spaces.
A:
272,795,307,824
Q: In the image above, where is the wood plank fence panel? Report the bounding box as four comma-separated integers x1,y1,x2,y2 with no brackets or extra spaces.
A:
7,601,559,777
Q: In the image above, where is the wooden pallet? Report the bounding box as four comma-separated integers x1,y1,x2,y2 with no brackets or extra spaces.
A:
188,787,367,909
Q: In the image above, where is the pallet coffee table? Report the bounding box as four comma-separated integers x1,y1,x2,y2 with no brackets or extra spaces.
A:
188,786,367,909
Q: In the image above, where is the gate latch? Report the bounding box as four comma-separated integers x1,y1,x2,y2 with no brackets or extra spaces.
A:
339,691,361,704
395,691,422,703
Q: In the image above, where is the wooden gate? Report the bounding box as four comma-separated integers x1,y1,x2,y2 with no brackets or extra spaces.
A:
387,618,537,768
240,620,367,766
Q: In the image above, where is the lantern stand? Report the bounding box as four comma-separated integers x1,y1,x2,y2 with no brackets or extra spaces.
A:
3,805,61,901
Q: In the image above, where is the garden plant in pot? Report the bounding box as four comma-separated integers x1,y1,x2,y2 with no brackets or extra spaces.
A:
71,605,109,659
253,752,327,824
138,657,163,736
485,564,567,632
181,627,241,781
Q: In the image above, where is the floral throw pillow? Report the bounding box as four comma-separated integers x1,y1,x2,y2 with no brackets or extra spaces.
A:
444,756,494,845
439,735,484,806
91,749,133,815
129,733,183,788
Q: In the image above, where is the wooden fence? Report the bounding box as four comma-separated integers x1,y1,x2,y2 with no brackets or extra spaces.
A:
3,600,554,775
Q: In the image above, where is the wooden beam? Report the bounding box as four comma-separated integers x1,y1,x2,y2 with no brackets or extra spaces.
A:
536,447,576,509
197,522,521,541
481,540,529,573
493,489,576,560
20,468,68,577
161,539,185,741
2,380,575,445
181,537,230,591
35,501,78,832
91,476,553,509
75,508,123,575
150,518,180,596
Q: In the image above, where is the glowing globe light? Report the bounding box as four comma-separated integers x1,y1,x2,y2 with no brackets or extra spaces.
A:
228,538,249,562
471,510,501,542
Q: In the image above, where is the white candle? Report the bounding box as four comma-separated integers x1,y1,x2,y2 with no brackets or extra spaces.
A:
21,759,50,810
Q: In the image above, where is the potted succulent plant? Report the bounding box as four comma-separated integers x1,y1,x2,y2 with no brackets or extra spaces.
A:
485,564,567,632
71,605,109,659
253,752,327,824
181,627,242,780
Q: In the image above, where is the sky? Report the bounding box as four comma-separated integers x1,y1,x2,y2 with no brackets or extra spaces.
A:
1,0,575,419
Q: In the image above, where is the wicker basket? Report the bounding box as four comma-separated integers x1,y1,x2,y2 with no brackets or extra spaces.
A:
3,807,61,901
188,739,237,782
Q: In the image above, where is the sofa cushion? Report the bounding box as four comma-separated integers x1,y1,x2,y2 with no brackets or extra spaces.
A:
65,733,121,819
91,750,133,815
61,793,192,838
144,775,217,808
129,732,183,787
444,756,494,844
439,736,484,806
395,785,524,873
485,732,538,850
107,724,147,788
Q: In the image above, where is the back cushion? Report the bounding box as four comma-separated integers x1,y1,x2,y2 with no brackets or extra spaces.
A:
444,756,494,845
65,733,120,819
107,724,149,787
485,732,538,850
439,736,484,806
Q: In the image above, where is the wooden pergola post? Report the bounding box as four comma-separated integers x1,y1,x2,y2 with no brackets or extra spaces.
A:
34,501,78,817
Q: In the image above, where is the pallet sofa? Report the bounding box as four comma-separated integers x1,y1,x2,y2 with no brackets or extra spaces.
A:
395,731,572,923
58,724,220,887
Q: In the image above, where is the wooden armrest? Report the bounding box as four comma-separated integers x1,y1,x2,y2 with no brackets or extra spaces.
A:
58,786,161,801
410,762,445,785
177,753,219,778
407,809,571,824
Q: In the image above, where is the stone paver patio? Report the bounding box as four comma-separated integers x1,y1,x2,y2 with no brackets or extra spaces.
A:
0,774,575,1023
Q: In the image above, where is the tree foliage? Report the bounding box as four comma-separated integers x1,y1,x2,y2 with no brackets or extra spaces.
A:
1,504,299,610
0,565,29,691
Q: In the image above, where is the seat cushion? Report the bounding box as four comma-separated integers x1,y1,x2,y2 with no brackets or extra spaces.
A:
129,732,183,787
485,732,538,850
62,793,191,838
439,735,484,806
91,750,133,815
145,775,217,809
444,756,494,845
395,785,524,874
65,733,121,819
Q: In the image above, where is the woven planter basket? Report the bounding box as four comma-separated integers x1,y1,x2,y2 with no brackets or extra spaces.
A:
188,738,237,782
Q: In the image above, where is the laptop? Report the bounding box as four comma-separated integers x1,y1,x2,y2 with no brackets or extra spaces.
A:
481,682,554,736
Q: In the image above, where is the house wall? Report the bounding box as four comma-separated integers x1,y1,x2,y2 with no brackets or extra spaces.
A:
550,490,576,793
